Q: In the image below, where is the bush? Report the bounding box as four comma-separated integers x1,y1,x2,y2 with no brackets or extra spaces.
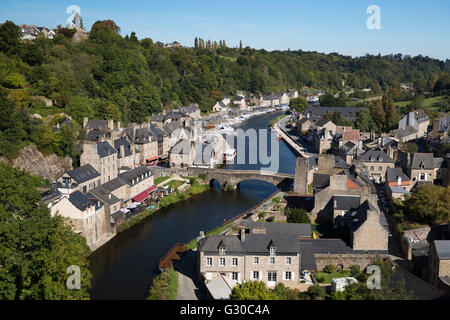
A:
266,216,275,222
272,196,281,204
231,281,278,300
323,265,337,274
350,265,361,276
286,208,311,224
147,267,178,300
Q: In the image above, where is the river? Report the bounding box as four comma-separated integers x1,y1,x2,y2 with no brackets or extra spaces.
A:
89,111,297,300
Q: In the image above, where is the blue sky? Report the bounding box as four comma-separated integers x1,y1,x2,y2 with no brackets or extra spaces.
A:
1,0,449,60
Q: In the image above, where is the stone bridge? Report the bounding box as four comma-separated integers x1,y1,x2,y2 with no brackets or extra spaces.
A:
181,167,294,189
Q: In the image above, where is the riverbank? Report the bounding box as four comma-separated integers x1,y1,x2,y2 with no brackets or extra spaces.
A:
116,178,210,234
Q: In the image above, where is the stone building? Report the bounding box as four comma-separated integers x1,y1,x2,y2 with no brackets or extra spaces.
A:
398,110,430,139
407,153,445,188
169,140,195,168
80,141,118,185
385,167,411,200
50,191,113,250
197,223,388,289
429,240,450,295
356,150,395,183
57,164,101,195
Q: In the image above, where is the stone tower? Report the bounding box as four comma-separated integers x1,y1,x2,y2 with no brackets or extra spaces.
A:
294,157,309,194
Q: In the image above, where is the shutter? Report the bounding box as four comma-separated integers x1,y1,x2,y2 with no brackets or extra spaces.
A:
292,272,295,281
238,273,241,283
259,272,262,281
250,272,253,280
282,272,285,280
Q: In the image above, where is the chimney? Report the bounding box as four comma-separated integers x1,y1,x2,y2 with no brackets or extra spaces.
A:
334,199,337,209
240,228,245,242
120,145,125,158
83,116,88,129
397,176,402,186
199,231,205,238
107,120,114,131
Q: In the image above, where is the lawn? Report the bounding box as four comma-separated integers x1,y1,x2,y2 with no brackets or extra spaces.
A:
185,223,233,250
315,270,351,284
395,96,448,114
154,176,170,185
164,180,185,190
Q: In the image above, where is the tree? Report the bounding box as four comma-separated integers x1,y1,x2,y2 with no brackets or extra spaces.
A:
239,40,243,51
325,111,354,127
356,108,375,133
194,37,199,49
404,185,450,225
230,281,278,300
0,163,91,299
286,208,311,224
0,21,21,55
289,97,308,113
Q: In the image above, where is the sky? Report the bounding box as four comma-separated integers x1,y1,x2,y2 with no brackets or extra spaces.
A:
1,0,449,60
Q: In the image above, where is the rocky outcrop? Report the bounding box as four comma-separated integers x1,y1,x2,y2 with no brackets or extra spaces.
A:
0,144,72,181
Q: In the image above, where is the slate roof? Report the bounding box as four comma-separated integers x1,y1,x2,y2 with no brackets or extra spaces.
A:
391,262,450,300
150,114,166,122
334,156,348,168
96,177,126,193
114,138,132,158
299,239,353,254
315,117,333,127
240,220,311,238
119,166,152,186
333,195,361,211
435,240,450,260
87,130,110,142
97,141,117,158
68,191,103,211
170,140,192,155
386,167,410,183
305,106,362,121
411,153,440,170
396,125,418,138
198,235,244,253
86,120,109,131
67,164,100,184
134,128,152,144
313,174,330,189
90,187,120,205
242,234,300,254
359,150,394,163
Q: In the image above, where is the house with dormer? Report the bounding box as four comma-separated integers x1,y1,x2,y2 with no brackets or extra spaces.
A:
357,150,395,183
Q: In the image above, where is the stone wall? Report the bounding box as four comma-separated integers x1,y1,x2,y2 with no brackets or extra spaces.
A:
315,253,388,271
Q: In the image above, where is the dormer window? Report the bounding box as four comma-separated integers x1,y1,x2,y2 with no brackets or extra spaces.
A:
420,162,425,169
219,247,225,255
270,246,276,255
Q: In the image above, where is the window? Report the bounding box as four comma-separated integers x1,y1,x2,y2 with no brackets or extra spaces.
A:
253,271,259,280
82,185,87,193
219,247,225,256
270,247,276,255
232,258,238,266
286,258,291,265
219,258,225,267
268,272,277,282
254,257,259,265
270,257,275,265
206,257,212,267
232,273,238,281
285,272,292,280
370,166,374,171
378,166,382,172
420,173,426,181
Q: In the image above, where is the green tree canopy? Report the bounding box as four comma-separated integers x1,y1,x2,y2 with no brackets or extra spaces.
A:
404,185,450,225
230,281,278,300
0,163,92,299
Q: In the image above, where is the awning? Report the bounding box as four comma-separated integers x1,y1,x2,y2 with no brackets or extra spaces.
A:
131,185,158,202
146,156,159,162
132,191,149,202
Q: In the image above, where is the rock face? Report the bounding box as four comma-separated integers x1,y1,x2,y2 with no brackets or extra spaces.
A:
0,144,72,181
